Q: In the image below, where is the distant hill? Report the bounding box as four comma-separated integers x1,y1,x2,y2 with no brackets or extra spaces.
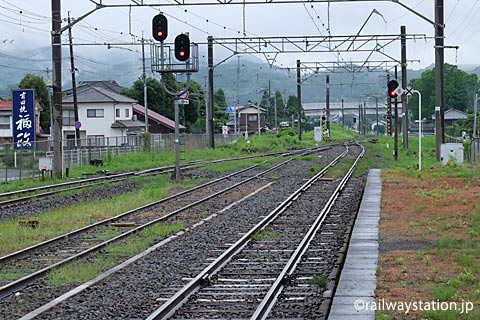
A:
0,47,477,105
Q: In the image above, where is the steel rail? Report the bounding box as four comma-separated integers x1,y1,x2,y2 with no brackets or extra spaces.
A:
146,144,350,320
0,147,319,206
251,144,365,319
0,148,321,300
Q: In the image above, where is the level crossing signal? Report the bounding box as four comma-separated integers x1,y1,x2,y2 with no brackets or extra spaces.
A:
175,34,190,61
152,14,168,42
387,80,399,98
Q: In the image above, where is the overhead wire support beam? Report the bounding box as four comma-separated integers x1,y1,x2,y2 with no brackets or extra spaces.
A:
210,34,428,55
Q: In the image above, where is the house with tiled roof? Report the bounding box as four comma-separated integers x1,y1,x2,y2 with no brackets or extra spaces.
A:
62,85,144,146
132,103,185,134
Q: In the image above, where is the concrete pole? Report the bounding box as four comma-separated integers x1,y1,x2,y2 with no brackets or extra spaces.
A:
142,36,149,132
296,59,302,140
341,98,345,128
67,13,80,148
474,93,478,138
435,0,445,160
401,25,408,149
174,100,181,180
51,0,63,178
376,97,379,135
207,36,215,148
394,66,399,161
326,75,330,135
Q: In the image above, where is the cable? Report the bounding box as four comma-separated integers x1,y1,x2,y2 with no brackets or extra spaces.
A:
446,0,462,24
302,3,324,36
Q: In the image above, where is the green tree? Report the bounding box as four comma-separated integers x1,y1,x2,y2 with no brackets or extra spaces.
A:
19,74,50,132
285,95,299,117
122,75,176,120
213,88,228,130
409,64,479,121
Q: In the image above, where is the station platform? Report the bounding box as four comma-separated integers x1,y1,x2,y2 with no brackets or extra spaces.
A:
328,169,381,320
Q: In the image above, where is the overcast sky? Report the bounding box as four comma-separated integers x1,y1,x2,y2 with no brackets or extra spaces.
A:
1,0,479,77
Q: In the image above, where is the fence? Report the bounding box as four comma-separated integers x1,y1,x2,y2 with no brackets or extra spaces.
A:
0,133,239,181
470,138,480,163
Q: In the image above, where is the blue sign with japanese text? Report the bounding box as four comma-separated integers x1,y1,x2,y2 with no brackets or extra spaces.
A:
12,89,35,150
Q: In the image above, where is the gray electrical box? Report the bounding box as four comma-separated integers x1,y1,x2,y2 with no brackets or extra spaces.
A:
440,143,464,165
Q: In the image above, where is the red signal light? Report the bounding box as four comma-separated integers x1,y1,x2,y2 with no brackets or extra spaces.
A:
174,34,190,61
152,14,168,42
387,80,399,98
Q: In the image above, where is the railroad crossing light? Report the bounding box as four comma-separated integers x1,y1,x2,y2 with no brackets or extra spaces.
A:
152,14,168,42
387,80,399,98
175,34,190,61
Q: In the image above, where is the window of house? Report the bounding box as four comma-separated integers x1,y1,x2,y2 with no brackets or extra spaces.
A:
87,109,104,118
0,115,10,129
62,109,75,126
125,108,130,118
248,114,258,122
116,109,120,117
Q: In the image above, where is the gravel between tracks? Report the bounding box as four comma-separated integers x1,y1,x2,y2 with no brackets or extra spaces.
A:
0,146,366,319
0,182,139,222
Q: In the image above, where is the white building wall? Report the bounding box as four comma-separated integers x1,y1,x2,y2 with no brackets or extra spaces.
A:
62,102,133,140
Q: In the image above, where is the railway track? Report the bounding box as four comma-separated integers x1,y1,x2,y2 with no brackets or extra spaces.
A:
146,144,365,319
0,149,311,209
0,144,365,319
0,147,326,301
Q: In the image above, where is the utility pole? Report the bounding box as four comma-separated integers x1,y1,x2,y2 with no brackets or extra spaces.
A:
296,59,302,140
435,0,445,161
341,98,345,128
376,97,379,135
394,66,399,161
268,79,271,128
256,74,261,136
51,0,63,178
401,25,408,148
235,55,240,135
474,92,478,138
207,36,215,148
274,94,278,129
364,101,367,135
326,75,330,137
68,13,80,149
386,73,392,136
358,104,361,134
142,34,149,132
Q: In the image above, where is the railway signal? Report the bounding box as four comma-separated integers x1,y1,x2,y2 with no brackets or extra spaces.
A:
175,34,190,61
152,14,168,42
387,80,399,98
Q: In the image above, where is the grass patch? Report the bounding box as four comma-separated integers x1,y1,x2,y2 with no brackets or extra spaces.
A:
0,175,193,256
432,286,457,301
46,222,182,286
308,274,327,288
251,230,279,241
